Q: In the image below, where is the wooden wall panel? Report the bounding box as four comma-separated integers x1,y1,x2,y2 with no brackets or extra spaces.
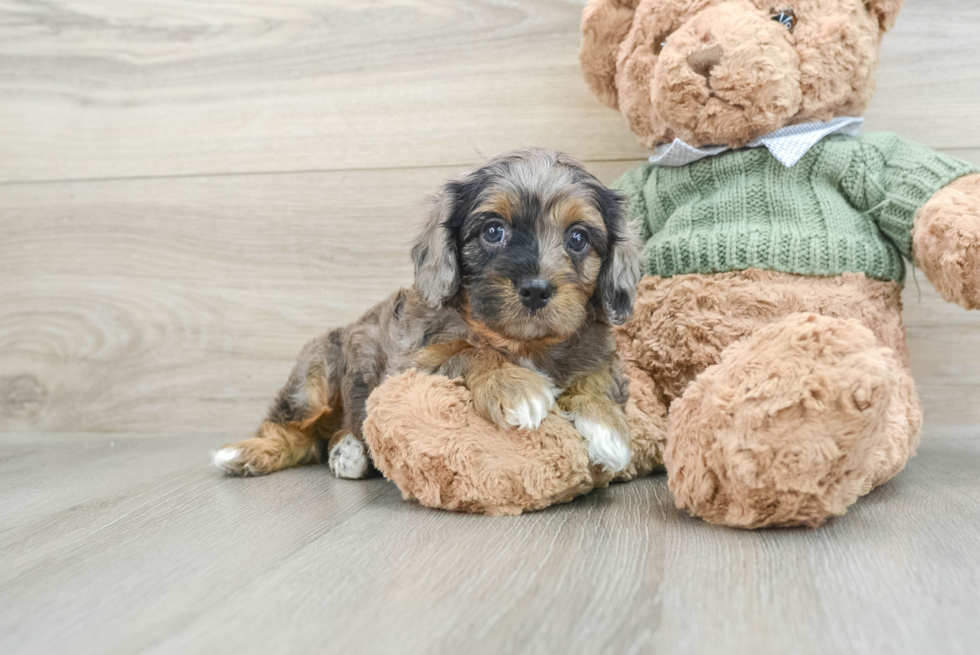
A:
0,0,976,182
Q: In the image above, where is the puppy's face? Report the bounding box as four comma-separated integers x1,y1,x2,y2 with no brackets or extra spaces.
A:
460,185,607,342
412,149,642,343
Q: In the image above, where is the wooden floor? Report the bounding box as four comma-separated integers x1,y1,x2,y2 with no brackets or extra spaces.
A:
2,1,980,653
0,433,978,655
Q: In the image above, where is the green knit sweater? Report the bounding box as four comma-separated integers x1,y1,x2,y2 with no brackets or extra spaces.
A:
613,133,978,283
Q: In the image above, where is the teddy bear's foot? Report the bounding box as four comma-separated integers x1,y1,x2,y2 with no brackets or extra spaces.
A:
362,370,601,515
665,313,915,528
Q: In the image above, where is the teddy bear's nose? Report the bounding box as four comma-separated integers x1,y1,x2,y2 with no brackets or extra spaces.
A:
687,44,724,79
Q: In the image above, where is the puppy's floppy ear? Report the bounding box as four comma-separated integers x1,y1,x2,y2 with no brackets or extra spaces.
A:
594,185,642,325
580,0,638,109
865,0,904,32
411,186,461,306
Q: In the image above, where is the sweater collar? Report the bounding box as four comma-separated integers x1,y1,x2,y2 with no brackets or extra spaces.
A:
648,116,865,169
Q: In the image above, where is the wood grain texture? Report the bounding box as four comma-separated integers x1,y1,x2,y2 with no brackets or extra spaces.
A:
4,155,980,437
0,433,977,655
2,1,980,652
1,0,978,182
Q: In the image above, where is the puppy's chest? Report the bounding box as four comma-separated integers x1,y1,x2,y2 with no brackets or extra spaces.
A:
516,337,612,389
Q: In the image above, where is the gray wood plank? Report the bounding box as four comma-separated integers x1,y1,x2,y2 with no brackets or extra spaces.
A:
0,433,977,655
1,0,977,183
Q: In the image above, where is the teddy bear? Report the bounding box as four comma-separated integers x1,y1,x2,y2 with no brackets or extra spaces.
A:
362,0,980,527
575,0,980,527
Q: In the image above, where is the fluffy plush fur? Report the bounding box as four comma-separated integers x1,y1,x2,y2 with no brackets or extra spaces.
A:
581,0,899,148
913,174,980,310
363,366,667,515
618,270,921,527
570,0,980,528
213,148,644,480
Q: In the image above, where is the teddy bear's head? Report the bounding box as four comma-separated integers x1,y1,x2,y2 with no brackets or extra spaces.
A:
581,0,903,149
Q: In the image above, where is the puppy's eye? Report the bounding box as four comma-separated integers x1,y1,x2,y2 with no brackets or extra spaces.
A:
653,34,670,56
482,221,507,245
771,8,797,31
567,228,590,253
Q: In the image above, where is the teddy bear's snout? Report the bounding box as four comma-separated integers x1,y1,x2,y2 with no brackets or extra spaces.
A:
687,44,723,80
651,10,803,147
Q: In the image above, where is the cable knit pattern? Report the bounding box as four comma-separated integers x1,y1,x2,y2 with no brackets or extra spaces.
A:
614,133,979,283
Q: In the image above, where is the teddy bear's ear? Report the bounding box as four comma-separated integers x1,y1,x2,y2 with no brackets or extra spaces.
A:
580,0,640,109
865,0,904,33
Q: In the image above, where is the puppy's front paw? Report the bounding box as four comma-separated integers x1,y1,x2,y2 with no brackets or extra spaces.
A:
503,391,555,430
574,416,631,473
473,367,558,431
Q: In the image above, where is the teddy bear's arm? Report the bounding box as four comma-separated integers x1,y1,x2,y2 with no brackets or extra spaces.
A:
912,173,980,309
841,134,979,267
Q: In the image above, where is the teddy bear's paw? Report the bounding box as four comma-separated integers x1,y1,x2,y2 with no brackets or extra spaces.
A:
913,173,980,310
574,416,631,473
328,433,370,480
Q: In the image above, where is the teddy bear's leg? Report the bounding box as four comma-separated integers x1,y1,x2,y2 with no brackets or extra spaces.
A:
665,312,916,528
362,370,599,515
867,364,922,491
613,353,669,481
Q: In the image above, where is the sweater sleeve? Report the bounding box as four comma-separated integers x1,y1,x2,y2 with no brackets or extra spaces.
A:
841,132,979,261
610,164,654,243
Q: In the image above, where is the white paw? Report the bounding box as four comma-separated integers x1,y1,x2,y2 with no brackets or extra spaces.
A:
503,388,557,430
328,433,370,480
212,448,248,475
575,417,631,473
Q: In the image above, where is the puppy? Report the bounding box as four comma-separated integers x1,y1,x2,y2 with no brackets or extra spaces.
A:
212,148,642,479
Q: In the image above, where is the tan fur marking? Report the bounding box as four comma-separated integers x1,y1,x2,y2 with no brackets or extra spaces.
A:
463,310,567,356
558,368,629,436
549,283,593,327
476,190,517,224
414,339,473,369
550,196,605,231
460,294,568,356
299,364,335,430
217,422,320,476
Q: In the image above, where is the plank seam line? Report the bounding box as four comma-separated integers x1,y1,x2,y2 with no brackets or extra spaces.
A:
3,148,977,186
0,159,654,187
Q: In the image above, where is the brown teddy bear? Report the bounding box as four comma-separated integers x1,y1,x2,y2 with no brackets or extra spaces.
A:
363,0,980,526
577,0,980,527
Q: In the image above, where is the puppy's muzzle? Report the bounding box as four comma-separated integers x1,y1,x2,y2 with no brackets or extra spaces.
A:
518,277,555,312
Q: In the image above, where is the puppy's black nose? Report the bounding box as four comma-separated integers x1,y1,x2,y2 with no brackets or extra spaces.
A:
518,278,555,311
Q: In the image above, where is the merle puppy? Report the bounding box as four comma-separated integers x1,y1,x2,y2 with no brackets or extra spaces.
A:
213,148,642,479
